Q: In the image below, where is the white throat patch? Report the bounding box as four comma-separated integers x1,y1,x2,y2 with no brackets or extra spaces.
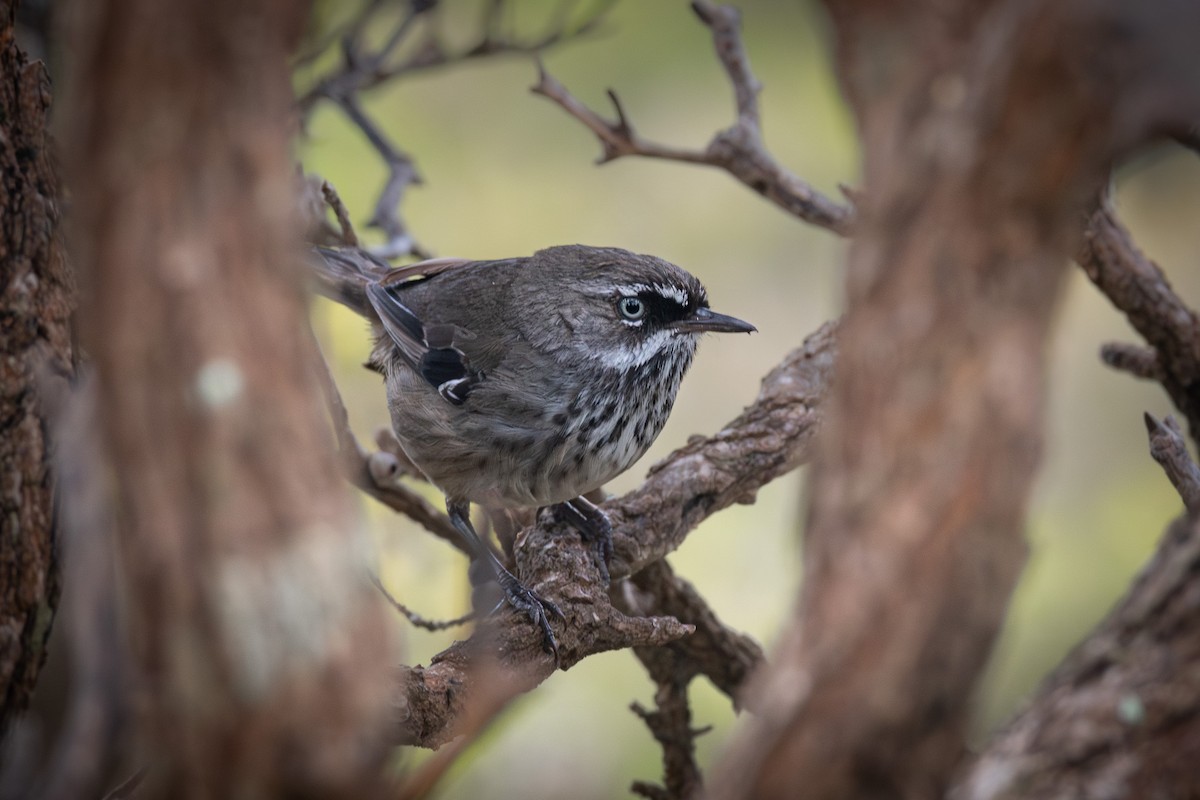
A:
597,329,689,371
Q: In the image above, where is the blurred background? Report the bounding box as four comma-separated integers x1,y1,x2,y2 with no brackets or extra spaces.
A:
298,1,1200,796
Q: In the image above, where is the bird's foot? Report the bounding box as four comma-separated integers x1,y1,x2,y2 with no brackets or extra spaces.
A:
494,568,564,662
555,497,614,585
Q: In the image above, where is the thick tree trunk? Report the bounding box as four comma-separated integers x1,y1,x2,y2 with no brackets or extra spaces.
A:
0,0,74,739
711,2,1200,798
58,0,397,794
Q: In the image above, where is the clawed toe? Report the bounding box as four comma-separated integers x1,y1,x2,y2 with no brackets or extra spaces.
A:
555,497,615,585
496,571,563,661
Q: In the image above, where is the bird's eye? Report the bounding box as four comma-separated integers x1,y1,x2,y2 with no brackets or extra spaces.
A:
618,297,646,320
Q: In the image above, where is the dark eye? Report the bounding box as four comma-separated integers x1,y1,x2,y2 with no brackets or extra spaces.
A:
618,297,646,320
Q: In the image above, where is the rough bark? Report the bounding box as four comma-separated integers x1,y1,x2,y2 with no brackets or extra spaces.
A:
57,0,397,795
952,476,1200,797
710,2,1200,799
0,0,74,739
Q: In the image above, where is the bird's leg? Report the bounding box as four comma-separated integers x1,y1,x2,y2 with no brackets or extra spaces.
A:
554,495,614,585
447,499,563,660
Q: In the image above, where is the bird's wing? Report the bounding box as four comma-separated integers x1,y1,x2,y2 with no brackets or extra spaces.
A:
366,257,487,406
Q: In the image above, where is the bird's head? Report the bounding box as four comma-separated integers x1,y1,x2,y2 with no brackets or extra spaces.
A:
518,245,755,372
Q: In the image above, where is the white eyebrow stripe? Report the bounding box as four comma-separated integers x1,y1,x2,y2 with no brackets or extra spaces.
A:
615,283,690,307
653,283,689,306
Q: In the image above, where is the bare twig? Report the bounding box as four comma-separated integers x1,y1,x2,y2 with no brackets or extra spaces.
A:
1100,341,1162,381
371,573,476,632
296,1,432,115
617,560,763,706
297,0,614,112
298,1,614,261
532,2,854,234
1144,413,1200,515
321,180,359,246
395,655,532,800
629,645,710,800
620,560,750,798
1079,201,1200,443
312,338,465,553
331,93,428,259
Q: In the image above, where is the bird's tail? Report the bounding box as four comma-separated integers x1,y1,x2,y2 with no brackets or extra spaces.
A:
307,246,393,319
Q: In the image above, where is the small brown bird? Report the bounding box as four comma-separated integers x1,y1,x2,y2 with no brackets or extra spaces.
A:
312,245,754,656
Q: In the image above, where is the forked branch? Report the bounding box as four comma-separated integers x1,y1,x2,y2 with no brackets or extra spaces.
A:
532,1,853,234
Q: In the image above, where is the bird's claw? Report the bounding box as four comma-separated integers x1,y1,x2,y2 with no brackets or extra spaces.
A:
496,570,563,663
555,499,614,585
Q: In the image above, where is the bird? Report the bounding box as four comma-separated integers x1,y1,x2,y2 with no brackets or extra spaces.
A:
310,244,755,657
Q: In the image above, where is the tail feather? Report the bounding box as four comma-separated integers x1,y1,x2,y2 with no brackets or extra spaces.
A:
308,246,394,319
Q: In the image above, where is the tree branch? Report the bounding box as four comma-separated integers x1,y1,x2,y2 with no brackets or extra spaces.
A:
629,644,710,800
531,2,853,234
312,315,466,554
1144,413,1200,516
952,506,1200,799
1079,200,1200,444
619,559,758,799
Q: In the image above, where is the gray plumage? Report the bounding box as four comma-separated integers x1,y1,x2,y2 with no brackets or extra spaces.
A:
311,244,754,657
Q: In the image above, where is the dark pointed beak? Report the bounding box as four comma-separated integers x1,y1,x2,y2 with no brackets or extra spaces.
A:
673,306,757,334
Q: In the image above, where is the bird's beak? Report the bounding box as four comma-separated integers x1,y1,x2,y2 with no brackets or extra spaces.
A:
673,306,757,334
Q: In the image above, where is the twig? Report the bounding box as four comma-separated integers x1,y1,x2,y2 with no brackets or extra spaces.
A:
620,561,743,799
297,0,614,113
321,180,359,246
331,93,427,259
1079,200,1200,443
629,651,710,800
1144,413,1200,515
620,561,763,706
371,573,476,632
1100,341,1162,381
532,2,853,234
296,1,432,115
395,654,531,800
312,337,466,553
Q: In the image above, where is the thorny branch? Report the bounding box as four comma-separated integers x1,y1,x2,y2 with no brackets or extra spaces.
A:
532,0,854,234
